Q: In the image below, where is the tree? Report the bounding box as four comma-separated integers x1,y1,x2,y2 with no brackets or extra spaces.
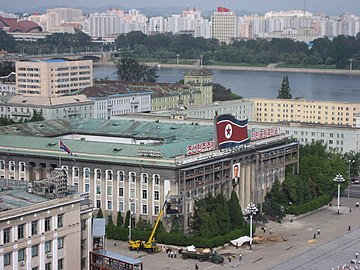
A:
277,76,292,99
116,211,123,227
212,83,242,101
0,30,16,52
0,61,15,77
123,210,131,228
29,109,44,122
96,208,103,218
227,191,245,229
108,214,114,226
115,57,158,82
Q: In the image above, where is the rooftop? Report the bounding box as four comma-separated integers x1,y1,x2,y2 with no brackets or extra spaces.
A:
0,188,49,212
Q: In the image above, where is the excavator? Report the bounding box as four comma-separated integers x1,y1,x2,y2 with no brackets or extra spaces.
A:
128,198,169,253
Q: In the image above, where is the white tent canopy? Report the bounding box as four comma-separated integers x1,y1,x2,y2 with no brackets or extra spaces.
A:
230,236,251,247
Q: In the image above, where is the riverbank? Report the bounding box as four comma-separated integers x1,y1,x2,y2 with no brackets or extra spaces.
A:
96,61,360,76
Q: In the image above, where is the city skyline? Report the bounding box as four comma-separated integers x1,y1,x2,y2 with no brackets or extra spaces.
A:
2,0,360,16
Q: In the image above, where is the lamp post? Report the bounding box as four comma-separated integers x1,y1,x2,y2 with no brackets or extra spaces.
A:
128,198,134,242
333,174,345,215
245,202,258,250
348,160,355,198
176,54,180,65
200,55,203,66
349,59,353,72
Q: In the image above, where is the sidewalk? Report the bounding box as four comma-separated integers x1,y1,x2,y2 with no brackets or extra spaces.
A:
106,197,360,270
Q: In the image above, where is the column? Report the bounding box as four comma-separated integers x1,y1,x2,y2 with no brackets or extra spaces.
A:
245,165,251,207
240,164,246,210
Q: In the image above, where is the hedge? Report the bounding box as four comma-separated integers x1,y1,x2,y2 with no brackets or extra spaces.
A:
286,194,332,216
106,225,251,248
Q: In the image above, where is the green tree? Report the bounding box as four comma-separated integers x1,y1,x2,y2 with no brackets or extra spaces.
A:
0,61,15,76
108,214,114,226
212,83,242,101
227,191,245,229
0,31,17,52
116,211,123,227
123,210,131,228
96,208,104,218
0,117,14,126
115,57,158,82
29,109,44,122
277,76,292,99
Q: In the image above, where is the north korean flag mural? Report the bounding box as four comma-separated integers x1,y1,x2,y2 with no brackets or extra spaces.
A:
216,114,249,149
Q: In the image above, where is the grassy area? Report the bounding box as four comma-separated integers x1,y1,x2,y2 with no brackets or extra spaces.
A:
161,59,196,65
276,64,338,70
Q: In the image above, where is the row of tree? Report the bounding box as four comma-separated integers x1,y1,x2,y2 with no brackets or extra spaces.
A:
1,30,360,69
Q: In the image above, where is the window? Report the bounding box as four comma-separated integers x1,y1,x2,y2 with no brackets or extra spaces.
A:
118,171,124,181
45,262,51,270
58,237,64,249
107,186,112,196
84,168,90,178
106,170,113,180
142,174,148,183
31,221,38,235
95,169,101,179
45,217,51,232
3,228,10,243
130,172,136,182
154,175,160,185
85,183,90,192
4,252,11,266
18,248,25,261
107,201,112,210
154,205,160,215
130,188,135,198
58,258,64,270
45,240,52,253
142,190,147,199
118,187,124,197
96,185,101,194
58,214,64,228
96,200,101,208
154,190,160,201
81,219,86,231
73,167,79,177
118,202,124,212
142,204,147,214
18,224,25,239
32,244,39,257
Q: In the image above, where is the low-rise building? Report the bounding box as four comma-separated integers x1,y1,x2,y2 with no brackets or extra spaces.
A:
0,94,94,120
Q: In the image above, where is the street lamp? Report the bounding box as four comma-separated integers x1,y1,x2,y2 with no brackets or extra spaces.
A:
245,202,258,250
200,55,203,66
176,54,180,65
128,198,135,242
349,59,353,72
348,160,355,198
333,174,345,215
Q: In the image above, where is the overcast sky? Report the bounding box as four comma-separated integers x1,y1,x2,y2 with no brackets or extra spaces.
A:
1,0,359,15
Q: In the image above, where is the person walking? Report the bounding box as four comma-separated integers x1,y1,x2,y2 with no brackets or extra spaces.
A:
195,263,199,270
356,252,359,260
239,253,243,261
269,228,273,235
317,228,321,235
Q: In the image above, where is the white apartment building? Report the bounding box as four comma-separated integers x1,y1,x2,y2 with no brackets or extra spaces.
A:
0,72,16,96
0,94,94,121
89,12,122,38
0,174,93,270
211,7,238,44
16,59,93,98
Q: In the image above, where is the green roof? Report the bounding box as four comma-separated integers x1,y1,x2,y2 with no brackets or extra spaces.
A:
0,119,215,167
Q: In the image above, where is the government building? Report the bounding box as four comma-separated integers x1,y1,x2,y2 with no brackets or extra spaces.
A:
0,117,298,232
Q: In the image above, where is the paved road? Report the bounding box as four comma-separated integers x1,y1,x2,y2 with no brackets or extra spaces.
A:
106,197,360,270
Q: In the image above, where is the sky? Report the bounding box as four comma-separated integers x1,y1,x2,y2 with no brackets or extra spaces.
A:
1,0,359,15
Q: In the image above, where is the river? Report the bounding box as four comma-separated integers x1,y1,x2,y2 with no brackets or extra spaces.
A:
93,64,360,102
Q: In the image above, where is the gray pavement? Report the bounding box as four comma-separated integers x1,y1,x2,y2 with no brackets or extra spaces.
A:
106,197,360,270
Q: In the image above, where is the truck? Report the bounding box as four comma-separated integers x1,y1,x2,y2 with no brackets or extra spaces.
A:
181,250,224,264
128,198,169,253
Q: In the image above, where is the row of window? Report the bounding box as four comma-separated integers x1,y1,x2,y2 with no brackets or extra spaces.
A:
4,248,63,269
256,102,358,111
2,215,63,244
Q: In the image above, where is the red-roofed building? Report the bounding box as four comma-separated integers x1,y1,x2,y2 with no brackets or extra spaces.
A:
0,16,42,33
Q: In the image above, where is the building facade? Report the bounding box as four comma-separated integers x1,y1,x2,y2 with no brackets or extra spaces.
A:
211,7,238,44
16,59,93,98
0,177,93,270
252,98,360,127
183,68,213,105
0,118,298,232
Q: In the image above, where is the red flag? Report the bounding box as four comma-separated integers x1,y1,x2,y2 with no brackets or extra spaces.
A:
216,115,249,149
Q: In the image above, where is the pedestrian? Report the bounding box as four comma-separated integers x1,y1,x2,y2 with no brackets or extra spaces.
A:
349,225,351,231
195,263,199,270
174,251,177,258
356,252,358,259
313,233,317,239
317,228,321,235
269,228,273,235
239,253,243,261
228,256,232,262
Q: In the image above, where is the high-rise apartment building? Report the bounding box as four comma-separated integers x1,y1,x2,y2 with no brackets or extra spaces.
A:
16,59,93,98
211,7,238,44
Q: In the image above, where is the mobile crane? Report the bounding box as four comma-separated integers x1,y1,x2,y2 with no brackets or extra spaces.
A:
128,198,169,253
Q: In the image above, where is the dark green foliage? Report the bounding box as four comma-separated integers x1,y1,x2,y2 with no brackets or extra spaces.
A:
263,179,286,221
123,210,131,228
108,214,114,226
189,193,234,238
0,61,15,76
0,117,14,126
228,191,245,229
28,109,44,122
277,76,292,99
287,194,332,215
116,211,123,227
115,57,158,82
0,31,16,52
96,208,103,218
213,83,242,101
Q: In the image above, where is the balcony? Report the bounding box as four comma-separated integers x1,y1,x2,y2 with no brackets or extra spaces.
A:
11,111,31,117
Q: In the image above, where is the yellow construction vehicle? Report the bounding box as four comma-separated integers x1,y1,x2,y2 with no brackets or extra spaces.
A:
128,198,168,253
